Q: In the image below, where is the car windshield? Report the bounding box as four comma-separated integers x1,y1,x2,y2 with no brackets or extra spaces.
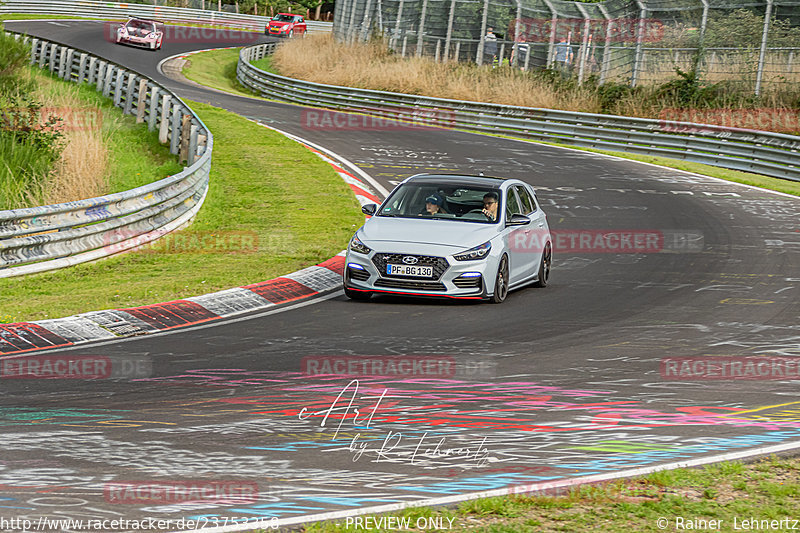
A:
378,182,502,224
127,20,155,33
272,14,294,21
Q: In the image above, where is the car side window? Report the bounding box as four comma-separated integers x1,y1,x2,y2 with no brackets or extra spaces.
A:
515,186,536,214
505,189,522,220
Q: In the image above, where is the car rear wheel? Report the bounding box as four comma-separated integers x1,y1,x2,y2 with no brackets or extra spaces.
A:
344,284,371,301
533,244,551,288
490,255,509,303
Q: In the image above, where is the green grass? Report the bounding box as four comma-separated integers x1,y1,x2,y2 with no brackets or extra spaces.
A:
0,66,182,209
0,99,363,321
250,55,278,74
182,47,267,99
299,456,800,533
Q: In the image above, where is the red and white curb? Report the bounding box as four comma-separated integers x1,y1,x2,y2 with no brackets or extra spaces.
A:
0,134,382,355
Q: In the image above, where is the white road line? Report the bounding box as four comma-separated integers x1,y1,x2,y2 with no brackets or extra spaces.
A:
181,437,800,533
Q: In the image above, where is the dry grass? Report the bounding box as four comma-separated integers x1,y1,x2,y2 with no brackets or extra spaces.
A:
271,34,602,112
32,72,110,204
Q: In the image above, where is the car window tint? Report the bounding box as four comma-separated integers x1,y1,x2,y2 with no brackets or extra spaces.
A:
505,189,522,219
516,186,536,213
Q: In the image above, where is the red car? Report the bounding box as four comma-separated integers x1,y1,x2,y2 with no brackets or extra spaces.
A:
266,13,306,38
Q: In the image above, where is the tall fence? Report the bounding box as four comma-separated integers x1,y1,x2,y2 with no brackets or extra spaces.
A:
0,0,333,33
238,42,800,182
334,0,800,94
0,32,213,278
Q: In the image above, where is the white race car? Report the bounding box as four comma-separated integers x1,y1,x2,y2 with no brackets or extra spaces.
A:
344,174,552,303
115,17,164,51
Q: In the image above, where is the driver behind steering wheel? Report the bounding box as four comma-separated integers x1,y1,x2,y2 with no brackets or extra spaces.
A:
482,192,499,221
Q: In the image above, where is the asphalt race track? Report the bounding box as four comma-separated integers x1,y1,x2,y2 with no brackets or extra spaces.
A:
2,19,800,531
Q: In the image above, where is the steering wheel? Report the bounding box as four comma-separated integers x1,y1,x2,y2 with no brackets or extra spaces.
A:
467,208,492,220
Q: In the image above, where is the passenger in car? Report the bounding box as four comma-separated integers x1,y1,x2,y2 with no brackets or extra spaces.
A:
423,194,447,215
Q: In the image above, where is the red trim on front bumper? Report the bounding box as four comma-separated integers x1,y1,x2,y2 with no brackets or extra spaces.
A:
346,287,483,300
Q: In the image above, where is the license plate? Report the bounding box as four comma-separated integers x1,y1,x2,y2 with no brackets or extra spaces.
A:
386,264,433,277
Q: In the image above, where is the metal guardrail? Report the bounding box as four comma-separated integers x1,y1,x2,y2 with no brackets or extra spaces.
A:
237,43,800,183
0,0,332,33
0,32,213,278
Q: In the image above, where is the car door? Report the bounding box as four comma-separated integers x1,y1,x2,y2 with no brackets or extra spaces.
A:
512,184,544,281
297,16,307,34
503,188,528,284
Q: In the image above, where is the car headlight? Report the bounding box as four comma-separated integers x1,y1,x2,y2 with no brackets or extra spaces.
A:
453,241,491,261
349,234,372,255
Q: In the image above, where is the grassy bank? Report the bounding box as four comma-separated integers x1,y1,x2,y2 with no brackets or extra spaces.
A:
0,100,363,321
183,46,799,198
302,455,800,532
1,64,180,209
271,35,800,133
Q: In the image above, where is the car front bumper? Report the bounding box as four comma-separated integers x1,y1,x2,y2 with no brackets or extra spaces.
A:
343,249,499,300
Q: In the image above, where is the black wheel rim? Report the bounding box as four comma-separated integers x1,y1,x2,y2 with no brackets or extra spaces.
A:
497,257,508,300
542,246,551,283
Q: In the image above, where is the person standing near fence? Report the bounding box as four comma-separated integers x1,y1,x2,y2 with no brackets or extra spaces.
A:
554,35,573,77
484,27,498,66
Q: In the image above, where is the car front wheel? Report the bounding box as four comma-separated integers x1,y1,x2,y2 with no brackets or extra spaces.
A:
288,29,294,38
490,255,509,303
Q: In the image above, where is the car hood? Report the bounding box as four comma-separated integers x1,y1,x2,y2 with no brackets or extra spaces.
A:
360,216,500,251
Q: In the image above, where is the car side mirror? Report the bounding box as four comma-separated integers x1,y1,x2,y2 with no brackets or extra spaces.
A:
361,204,377,216
506,214,531,226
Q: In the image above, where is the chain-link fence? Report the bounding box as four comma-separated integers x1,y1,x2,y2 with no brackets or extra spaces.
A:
334,0,800,94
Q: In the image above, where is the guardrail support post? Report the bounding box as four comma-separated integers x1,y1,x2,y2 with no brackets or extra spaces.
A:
78,53,88,84
30,38,39,64
124,75,137,115
170,107,181,155
159,94,172,144
102,64,113,97
136,79,148,123
63,49,75,80
114,69,126,107
57,47,67,78
48,44,58,73
179,115,192,164
189,124,199,165
148,87,161,131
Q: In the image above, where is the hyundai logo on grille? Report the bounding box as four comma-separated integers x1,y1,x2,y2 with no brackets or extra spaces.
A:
402,256,418,265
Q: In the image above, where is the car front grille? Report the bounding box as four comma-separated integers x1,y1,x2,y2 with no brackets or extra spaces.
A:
372,254,449,281
453,275,482,289
374,279,447,291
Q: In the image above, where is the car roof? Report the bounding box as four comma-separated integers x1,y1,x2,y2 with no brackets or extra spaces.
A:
404,173,511,188
277,12,301,16
127,17,159,24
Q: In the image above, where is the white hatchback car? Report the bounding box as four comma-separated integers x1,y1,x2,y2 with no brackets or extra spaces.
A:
343,174,552,303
